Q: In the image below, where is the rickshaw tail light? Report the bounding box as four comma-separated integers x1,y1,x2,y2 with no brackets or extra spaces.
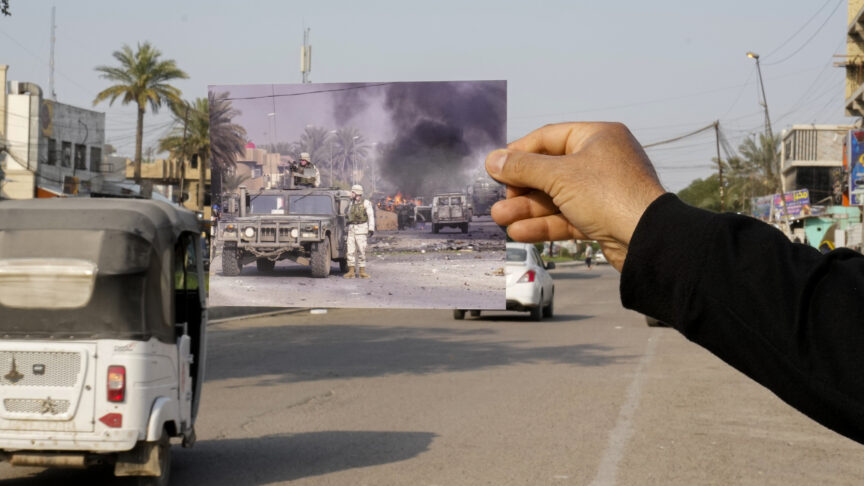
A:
107,365,126,402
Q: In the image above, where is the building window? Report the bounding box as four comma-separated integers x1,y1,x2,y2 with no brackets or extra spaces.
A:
190,154,199,169
74,144,87,171
90,147,102,172
46,138,57,165
61,141,72,168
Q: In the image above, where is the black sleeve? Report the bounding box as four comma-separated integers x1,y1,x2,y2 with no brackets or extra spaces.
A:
620,193,864,444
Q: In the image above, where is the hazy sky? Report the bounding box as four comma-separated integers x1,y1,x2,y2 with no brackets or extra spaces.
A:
1,0,856,191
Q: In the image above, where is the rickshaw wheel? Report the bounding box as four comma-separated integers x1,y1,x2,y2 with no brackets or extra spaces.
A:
135,431,171,486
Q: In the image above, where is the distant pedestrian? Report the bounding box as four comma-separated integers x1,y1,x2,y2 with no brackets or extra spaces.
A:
585,245,594,270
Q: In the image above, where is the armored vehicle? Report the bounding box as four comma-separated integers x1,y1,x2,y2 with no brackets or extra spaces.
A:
0,198,208,486
471,175,505,216
218,185,351,277
431,192,472,234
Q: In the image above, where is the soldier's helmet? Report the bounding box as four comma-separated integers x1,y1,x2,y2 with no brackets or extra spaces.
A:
300,152,311,163
351,184,364,195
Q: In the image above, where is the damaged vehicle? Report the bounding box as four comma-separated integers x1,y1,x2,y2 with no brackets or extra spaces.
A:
218,185,351,277
431,192,472,234
0,198,207,486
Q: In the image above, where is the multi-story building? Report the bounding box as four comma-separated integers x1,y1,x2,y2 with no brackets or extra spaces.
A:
843,1,864,117
780,124,853,205
229,142,284,193
0,65,107,199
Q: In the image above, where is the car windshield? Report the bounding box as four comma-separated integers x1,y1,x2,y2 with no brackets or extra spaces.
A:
250,195,283,214
506,248,527,262
288,195,333,215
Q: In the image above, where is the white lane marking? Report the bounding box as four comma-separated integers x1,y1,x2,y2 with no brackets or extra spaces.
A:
588,330,660,486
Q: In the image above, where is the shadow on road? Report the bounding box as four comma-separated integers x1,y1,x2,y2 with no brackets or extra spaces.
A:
548,271,602,280
207,315,635,386
469,313,592,323
172,431,436,484
0,431,435,485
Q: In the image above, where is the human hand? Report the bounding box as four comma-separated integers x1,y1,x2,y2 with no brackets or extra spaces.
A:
486,122,665,271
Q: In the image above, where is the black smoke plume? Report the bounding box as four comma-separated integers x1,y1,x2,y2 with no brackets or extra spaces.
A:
379,81,506,197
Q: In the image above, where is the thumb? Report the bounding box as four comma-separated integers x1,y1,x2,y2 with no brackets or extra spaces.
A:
485,149,558,193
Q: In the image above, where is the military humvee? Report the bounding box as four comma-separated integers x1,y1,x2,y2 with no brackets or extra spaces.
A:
218,185,352,277
431,192,472,234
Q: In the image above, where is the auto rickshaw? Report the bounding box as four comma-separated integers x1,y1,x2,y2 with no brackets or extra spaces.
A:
0,198,207,485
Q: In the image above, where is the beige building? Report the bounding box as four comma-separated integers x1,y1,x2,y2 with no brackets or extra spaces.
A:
842,1,864,117
1,65,108,199
125,158,211,219
228,142,285,193
781,124,853,204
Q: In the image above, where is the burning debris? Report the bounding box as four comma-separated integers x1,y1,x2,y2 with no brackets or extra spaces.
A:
375,192,428,230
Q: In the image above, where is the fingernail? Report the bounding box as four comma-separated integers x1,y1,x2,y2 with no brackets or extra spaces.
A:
487,150,508,175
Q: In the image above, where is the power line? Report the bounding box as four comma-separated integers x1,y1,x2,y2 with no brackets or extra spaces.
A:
764,0,834,58
223,83,393,101
642,123,716,148
764,0,844,66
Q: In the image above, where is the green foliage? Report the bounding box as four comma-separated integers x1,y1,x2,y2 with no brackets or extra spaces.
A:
679,132,780,214
208,91,247,177
93,42,188,182
1,0,10,16
678,174,722,212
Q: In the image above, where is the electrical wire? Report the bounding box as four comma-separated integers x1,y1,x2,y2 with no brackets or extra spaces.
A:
764,0,834,58
764,0,844,66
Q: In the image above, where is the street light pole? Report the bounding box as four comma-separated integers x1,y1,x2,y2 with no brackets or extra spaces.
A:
328,129,336,187
352,135,359,186
747,51,789,233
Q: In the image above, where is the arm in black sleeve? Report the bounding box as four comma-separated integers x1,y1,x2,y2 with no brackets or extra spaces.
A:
620,193,864,444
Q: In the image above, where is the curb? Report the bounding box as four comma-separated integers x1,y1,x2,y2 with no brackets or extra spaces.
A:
209,307,316,324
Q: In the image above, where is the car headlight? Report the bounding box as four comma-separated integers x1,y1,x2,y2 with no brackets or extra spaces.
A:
290,228,299,238
243,227,256,239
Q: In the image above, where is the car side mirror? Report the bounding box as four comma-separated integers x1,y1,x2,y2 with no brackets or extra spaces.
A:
545,261,555,270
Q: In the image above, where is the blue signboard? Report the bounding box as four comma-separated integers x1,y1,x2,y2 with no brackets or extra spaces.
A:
848,131,864,205
773,189,811,218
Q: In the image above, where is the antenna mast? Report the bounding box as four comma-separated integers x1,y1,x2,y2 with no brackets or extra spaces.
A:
49,6,56,100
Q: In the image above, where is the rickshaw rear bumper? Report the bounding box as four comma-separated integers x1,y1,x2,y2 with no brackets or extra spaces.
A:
0,428,139,454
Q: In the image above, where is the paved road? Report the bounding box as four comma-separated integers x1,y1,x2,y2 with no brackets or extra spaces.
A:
2,264,863,485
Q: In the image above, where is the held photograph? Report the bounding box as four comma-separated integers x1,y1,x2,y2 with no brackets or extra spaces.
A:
207,80,507,309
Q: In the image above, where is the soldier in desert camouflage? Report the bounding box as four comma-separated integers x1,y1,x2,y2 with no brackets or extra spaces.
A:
344,184,375,279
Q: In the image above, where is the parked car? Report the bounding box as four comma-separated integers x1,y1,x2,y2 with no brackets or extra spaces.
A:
594,250,608,264
454,242,555,321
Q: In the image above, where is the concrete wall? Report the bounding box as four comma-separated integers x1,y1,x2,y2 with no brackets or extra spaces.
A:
38,100,106,195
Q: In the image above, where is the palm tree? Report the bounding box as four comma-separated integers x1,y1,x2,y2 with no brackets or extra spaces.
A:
93,42,188,184
159,98,209,208
208,91,247,195
222,172,251,193
332,127,369,185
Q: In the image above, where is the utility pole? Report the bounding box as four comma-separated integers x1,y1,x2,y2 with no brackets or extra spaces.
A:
178,105,189,206
748,51,789,233
49,6,56,100
300,27,311,84
714,121,725,212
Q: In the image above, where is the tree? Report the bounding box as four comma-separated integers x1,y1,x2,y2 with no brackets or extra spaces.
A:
208,91,247,195
94,42,188,184
159,98,209,208
1,1,10,16
680,133,780,214
678,174,723,212
222,172,251,193
331,127,369,185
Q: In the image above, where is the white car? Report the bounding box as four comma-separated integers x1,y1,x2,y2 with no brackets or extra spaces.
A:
454,242,555,321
